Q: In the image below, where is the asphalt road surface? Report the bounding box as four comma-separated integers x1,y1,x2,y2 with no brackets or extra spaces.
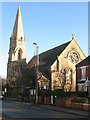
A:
2,100,88,119
0,100,2,120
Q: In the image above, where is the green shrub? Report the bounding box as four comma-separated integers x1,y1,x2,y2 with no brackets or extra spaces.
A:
38,89,87,98
38,89,51,96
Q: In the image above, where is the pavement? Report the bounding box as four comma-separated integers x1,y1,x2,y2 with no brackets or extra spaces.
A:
22,102,89,117
3,97,89,117
39,104,89,117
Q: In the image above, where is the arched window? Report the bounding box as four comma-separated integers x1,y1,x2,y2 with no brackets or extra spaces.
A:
69,69,72,85
18,49,22,60
57,59,59,71
62,69,66,87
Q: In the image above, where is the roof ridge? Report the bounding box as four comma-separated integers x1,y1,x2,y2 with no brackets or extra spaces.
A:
28,40,71,68
39,40,71,56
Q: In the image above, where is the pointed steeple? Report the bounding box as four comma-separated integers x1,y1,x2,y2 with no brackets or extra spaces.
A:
7,6,26,87
11,6,24,40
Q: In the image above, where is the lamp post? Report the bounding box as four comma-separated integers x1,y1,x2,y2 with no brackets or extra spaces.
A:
33,43,39,104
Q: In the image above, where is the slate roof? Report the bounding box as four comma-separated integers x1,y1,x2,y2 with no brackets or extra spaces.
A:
28,41,71,69
76,55,90,67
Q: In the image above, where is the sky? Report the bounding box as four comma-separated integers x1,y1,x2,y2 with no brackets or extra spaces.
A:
89,2,90,55
1,1,88,78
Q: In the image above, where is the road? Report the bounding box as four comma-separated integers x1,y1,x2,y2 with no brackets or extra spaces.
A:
0,100,2,120
2,100,88,119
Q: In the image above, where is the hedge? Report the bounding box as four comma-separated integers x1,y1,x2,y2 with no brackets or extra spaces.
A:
38,89,88,98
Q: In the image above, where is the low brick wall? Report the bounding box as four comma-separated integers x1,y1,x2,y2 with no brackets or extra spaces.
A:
55,97,90,111
44,96,47,104
46,96,51,104
38,96,43,104
38,96,90,111
38,96,50,104
71,103,90,111
55,98,71,107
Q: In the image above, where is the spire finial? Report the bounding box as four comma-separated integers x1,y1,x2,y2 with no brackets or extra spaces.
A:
18,5,20,12
72,33,75,40
18,5,20,8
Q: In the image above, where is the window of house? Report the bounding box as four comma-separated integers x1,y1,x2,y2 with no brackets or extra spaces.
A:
81,66,86,80
78,84,83,91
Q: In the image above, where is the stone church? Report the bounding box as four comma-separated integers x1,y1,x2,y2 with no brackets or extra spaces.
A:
7,6,26,87
28,35,86,92
7,6,86,92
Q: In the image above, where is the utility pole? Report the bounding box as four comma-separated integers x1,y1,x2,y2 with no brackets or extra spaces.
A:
33,43,39,104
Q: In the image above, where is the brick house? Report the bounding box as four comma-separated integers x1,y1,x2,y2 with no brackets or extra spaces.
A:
76,55,90,92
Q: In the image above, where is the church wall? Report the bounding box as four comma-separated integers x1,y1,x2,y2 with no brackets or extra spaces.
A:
51,39,86,91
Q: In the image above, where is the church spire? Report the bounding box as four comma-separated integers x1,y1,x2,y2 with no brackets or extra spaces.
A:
7,6,26,89
11,6,24,40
